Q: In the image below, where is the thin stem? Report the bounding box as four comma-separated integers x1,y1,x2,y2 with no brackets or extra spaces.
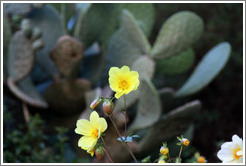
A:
124,94,127,134
178,145,183,163
109,115,138,163
101,137,114,163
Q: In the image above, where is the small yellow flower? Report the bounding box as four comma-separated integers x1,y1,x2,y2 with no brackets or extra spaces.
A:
181,138,190,146
108,66,140,99
158,159,166,163
75,111,107,155
160,147,169,155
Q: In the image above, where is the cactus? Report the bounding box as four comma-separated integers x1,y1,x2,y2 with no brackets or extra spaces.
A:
50,35,83,80
175,42,231,97
138,100,201,155
151,11,204,60
43,79,91,115
6,18,46,108
81,4,155,48
27,4,64,82
3,14,12,82
156,48,195,75
128,78,161,133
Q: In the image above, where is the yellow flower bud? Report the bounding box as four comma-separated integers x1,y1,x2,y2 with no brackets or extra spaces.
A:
160,146,169,155
103,100,114,115
197,156,206,163
181,138,190,146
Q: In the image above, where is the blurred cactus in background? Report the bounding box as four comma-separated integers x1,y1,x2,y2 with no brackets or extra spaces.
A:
3,3,241,163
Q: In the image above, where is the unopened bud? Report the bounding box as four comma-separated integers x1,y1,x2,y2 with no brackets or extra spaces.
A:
160,146,169,155
181,138,190,146
197,156,207,163
95,147,104,160
90,97,102,110
103,99,114,115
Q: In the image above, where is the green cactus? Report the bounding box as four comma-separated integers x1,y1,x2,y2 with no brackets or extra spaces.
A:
27,4,64,80
151,11,204,60
3,15,12,81
138,100,201,154
175,42,231,97
156,48,195,75
81,4,155,48
128,78,161,133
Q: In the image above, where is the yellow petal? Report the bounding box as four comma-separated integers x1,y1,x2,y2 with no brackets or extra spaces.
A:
121,66,130,73
78,136,97,150
75,119,93,136
133,79,140,90
109,67,120,77
115,91,124,99
90,111,108,133
97,118,108,133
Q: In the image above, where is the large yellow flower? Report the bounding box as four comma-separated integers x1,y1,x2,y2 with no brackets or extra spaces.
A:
108,66,140,99
75,111,107,154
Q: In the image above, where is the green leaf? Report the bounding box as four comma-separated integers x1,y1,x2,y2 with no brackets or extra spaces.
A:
128,78,161,133
156,48,195,75
151,11,204,60
175,42,231,97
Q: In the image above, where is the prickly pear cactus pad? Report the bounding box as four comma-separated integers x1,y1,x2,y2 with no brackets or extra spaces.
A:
50,35,83,80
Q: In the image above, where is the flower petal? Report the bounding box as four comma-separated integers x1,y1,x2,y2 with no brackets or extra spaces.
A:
232,135,243,148
121,66,130,73
115,91,124,99
75,119,93,136
98,118,108,133
217,149,234,162
109,67,120,77
90,111,108,133
78,136,97,150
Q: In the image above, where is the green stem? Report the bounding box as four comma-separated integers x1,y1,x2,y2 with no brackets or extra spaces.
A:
109,115,138,163
101,137,114,163
178,145,183,163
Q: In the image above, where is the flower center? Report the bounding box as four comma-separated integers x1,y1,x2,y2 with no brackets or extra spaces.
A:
233,149,243,160
91,128,99,138
118,79,129,90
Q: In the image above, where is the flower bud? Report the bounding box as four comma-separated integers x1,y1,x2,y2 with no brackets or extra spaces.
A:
90,97,102,110
181,138,190,146
103,99,114,115
95,147,104,160
160,146,169,155
197,156,207,163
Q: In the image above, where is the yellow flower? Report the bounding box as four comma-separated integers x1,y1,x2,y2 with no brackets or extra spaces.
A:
75,111,107,155
108,66,140,99
181,138,190,146
160,147,169,155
